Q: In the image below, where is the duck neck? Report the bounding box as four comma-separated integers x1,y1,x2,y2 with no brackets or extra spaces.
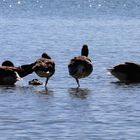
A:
42,53,51,59
18,62,36,78
81,45,89,57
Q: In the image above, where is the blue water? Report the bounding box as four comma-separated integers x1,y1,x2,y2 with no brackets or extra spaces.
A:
0,0,140,139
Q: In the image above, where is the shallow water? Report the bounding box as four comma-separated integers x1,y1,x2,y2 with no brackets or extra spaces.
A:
0,0,140,139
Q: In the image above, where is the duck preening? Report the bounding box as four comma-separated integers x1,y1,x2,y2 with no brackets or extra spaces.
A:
33,53,55,89
0,66,21,85
108,62,140,83
68,44,93,87
17,62,36,78
0,60,35,85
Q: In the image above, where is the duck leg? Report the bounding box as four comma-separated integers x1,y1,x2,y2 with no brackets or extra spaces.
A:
75,78,80,88
45,77,49,90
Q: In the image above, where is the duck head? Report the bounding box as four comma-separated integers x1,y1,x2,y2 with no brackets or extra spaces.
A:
2,60,14,67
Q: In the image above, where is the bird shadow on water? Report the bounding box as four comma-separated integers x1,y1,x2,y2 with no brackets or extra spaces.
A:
0,84,54,96
34,88,54,96
68,87,91,99
111,81,140,88
0,85,34,94
0,85,16,93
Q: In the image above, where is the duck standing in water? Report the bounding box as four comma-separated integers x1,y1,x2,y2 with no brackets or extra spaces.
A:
33,53,55,89
68,44,93,87
0,60,35,85
108,62,140,83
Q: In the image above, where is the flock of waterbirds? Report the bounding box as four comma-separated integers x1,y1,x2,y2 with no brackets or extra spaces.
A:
0,44,140,90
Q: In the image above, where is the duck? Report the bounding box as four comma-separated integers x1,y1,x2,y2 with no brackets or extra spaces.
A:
0,60,21,85
108,62,140,83
29,79,43,86
33,53,55,89
0,60,35,85
68,44,93,87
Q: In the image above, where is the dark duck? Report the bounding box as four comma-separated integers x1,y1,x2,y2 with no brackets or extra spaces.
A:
0,60,35,85
68,44,93,87
33,53,55,89
108,62,140,83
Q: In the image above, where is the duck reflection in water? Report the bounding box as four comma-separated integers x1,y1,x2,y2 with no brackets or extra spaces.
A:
68,87,91,99
34,88,54,95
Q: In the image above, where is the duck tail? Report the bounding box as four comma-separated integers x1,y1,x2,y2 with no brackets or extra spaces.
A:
107,68,113,72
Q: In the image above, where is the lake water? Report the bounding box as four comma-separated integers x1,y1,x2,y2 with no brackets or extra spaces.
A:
0,0,140,139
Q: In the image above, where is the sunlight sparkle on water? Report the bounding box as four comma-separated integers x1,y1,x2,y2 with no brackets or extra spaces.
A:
17,1,21,5
98,4,102,7
40,5,43,8
89,4,92,8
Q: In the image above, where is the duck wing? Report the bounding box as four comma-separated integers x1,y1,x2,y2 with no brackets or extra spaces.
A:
68,56,93,77
33,58,55,77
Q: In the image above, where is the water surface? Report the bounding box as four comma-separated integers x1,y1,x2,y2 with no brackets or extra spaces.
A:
0,0,140,139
